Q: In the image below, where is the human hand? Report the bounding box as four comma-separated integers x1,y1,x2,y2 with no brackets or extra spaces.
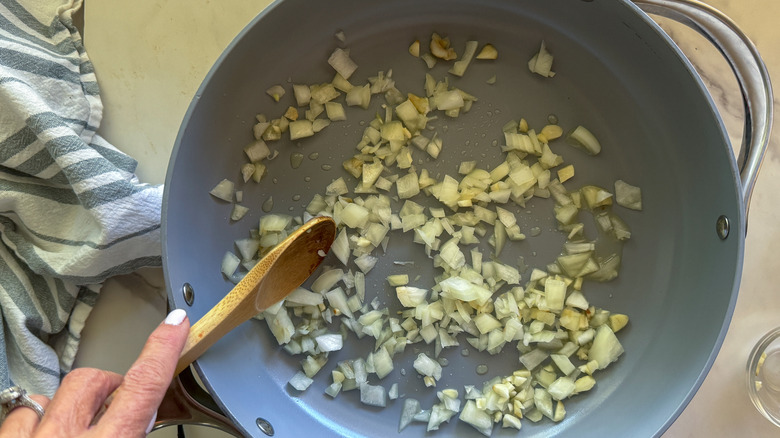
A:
0,308,190,438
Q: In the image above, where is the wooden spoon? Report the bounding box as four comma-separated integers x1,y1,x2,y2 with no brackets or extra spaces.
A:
174,215,336,375
91,216,336,425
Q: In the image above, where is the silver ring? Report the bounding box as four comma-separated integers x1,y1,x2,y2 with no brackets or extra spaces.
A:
0,386,44,422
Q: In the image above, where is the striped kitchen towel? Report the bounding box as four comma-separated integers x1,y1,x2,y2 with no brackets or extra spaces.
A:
0,0,163,397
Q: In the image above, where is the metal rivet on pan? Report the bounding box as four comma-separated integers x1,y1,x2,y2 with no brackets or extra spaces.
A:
181,283,194,306
716,215,730,240
256,418,274,436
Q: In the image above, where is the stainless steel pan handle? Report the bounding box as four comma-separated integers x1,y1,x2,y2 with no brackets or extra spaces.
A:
632,0,773,214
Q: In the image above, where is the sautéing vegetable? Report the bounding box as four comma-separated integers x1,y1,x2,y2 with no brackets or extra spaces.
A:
209,31,642,436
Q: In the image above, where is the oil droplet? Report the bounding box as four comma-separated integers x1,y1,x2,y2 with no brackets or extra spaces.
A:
272,178,278,184
292,194,301,201
308,152,319,160
304,176,312,182
262,196,274,213
530,227,542,237
476,364,489,375
290,152,304,169
288,206,294,211
548,113,559,124
321,164,332,171
438,358,449,367
461,348,470,357
400,368,407,376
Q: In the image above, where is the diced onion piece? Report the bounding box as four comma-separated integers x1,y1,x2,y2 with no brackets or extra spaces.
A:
413,353,442,380
288,371,313,391
388,383,399,399
331,229,349,266
459,400,493,436
421,53,437,69
449,41,478,77
265,309,294,345
341,203,370,228
328,48,358,80
387,274,409,286
326,177,349,196
396,286,428,307
557,164,574,183
373,347,394,379
315,334,344,352
230,204,249,222
346,84,371,109
259,214,292,233
439,276,492,306
286,287,324,306
409,40,421,57
325,287,353,319
325,382,342,398
289,120,315,140
293,84,311,107
355,254,378,273
325,102,347,121
399,398,421,432
430,33,457,60
432,90,464,111
427,403,457,431
614,180,642,210
567,125,602,155
360,383,387,407
209,179,235,202
528,41,555,78
396,172,420,199
476,43,498,60
266,84,285,102
541,124,563,141
588,325,624,370
244,140,271,162
311,268,344,293
220,251,240,277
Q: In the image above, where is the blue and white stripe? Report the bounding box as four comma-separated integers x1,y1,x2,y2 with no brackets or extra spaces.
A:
0,0,163,397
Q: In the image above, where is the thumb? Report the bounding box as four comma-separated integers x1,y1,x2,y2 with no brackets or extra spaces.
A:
96,308,190,436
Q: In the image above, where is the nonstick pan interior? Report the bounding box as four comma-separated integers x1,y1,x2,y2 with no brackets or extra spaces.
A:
162,0,744,436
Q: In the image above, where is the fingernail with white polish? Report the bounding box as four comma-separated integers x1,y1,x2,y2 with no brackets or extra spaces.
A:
164,308,187,326
145,411,158,435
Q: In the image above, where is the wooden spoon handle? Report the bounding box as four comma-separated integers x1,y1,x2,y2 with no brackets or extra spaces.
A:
174,216,335,375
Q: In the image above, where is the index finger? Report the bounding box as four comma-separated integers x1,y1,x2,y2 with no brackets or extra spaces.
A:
96,309,189,436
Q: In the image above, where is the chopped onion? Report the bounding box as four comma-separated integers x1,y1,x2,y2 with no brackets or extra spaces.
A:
328,48,358,80
266,84,285,102
459,400,493,436
449,41,478,77
288,371,313,391
567,125,602,155
399,398,421,432
220,251,240,278
396,286,428,307
614,179,642,210
528,40,555,78
230,204,249,222
289,120,315,140
359,383,387,407
413,353,442,380
316,334,344,352
312,269,344,293
209,179,235,202
286,287,324,306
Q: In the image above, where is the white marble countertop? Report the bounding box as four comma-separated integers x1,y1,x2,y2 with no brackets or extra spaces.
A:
75,1,780,437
